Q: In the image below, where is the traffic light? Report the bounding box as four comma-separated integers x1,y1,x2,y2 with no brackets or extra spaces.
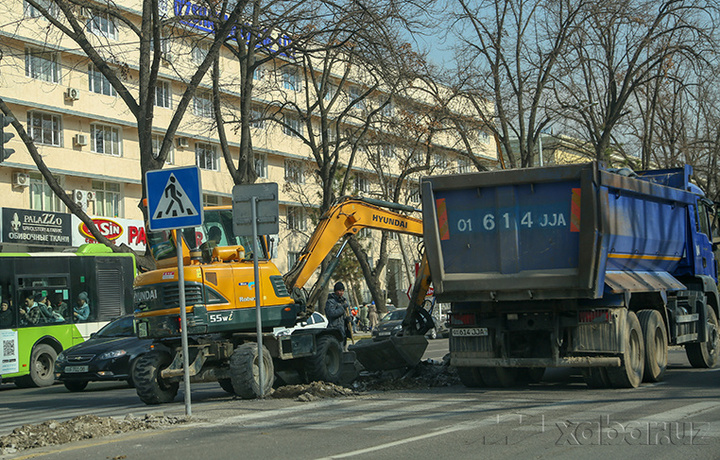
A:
1,114,15,162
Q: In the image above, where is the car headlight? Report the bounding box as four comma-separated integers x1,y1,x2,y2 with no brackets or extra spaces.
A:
56,352,67,362
97,350,127,360
392,324,402,331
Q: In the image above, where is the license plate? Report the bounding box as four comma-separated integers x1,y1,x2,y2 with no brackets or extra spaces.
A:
378,331,391,336
451,328,488,337
64,365,89,373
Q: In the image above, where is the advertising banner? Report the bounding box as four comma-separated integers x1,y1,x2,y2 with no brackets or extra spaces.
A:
1,208,72,246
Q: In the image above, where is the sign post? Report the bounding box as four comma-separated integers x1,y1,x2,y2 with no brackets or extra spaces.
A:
146,166,203,416
232,183,279,398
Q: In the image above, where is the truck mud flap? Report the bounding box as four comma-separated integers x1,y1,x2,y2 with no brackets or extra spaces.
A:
350,335,428,371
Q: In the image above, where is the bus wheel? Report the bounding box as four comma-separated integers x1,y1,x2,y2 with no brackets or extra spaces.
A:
134,350,179,405
64,381,88,392
23,344,57,388
230,343,274,399
685,306,720,368
304,335,342,384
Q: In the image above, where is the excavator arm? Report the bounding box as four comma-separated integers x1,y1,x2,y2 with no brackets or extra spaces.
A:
283,196,423,294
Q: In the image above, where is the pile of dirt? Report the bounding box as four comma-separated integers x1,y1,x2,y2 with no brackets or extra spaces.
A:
352,354,460,392
271,381,356,402
0,414,189,455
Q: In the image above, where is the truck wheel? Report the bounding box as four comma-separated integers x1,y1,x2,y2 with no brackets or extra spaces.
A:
457,367,485,387
638,309,667,382
606,311,645,388
230,343,274,399
518,367,545,384
26,344,57,388
305,335,343,384
64,380,89,392
134,350,179,405
218,378,235,394
581,368,611,388
685,306,719,368
480,367,517,387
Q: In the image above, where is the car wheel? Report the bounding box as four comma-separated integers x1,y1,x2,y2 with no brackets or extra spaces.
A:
64,380,89,392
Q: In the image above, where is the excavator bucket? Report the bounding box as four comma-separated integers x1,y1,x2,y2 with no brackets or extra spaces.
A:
350,335,428,371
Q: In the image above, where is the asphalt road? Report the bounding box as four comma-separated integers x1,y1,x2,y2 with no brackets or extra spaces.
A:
1,343,719,460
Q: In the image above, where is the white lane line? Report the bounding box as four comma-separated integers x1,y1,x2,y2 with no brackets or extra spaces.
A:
365,401,509,431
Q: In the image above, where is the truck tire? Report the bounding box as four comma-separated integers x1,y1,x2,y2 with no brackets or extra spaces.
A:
606,311,645,388
304,335,343,384
218,378,235,394
23,344,57,388
230,343,274,399
518,367,545,384
64,380,89,392
581,368,611,388
685,306,719,368
480,367,517,387
134,350,179,405
457,367,485,387
638,309,667,382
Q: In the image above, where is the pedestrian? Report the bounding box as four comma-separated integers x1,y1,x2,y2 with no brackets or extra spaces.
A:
325,281,350,349
359,303,369,332
368,302,378,330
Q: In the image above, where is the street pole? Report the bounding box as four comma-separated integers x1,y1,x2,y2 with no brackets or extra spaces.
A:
252,196,264,398
176,230,192,416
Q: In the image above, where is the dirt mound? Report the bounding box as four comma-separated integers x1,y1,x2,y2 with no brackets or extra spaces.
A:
352,354,459,392
271,381,356,402
0,414,189,455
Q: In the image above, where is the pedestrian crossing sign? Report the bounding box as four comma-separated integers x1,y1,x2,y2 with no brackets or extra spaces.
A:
146,166,203,231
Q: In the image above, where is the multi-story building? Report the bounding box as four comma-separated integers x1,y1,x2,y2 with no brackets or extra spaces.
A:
0,0,497,304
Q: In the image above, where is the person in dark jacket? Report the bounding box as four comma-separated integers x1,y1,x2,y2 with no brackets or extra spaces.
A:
325,281,349,347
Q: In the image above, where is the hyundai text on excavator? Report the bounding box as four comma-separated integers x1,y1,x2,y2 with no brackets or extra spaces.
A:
132,197,434,404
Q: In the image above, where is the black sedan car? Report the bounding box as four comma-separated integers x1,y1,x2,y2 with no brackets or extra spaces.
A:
55,315,152,391
371,309,447,340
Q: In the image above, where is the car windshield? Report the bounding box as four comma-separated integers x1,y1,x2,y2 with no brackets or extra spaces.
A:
381,309,406,322
96,316,134,338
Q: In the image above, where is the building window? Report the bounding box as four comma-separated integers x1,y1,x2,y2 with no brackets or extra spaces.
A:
381,99,394,117
196,142,219,171
203,194,220,207
354,174,369,193
350,86,365,110
254,153,267,178
282,68,301,92
29,173,64,212
457,157,472,174
155,80,172,108
24,0,58,19
91,124,122,156
27,111,61,146
25,48,60,83
253,65,264,81
324,83,337,101
88,12,118,40
92,180,121,217
381,145,394,158
358,227,371,238
251,107,265,129
88,64,116,96
434,154,448,169
193,91,213,118
287,206,306,231
192,41,210,65
283,115,303,137
288,251,300,269
408,185,420,203
284,159,303,183
152,134,174,164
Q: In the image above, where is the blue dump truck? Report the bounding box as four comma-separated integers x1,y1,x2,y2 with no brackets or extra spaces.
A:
421,161,720,388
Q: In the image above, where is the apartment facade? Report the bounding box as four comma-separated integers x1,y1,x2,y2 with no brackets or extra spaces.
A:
0,0,497,303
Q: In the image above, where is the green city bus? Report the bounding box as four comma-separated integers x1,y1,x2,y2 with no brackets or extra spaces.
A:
0,244,136,387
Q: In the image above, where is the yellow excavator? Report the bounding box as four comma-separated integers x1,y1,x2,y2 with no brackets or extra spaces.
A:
132,196,434,404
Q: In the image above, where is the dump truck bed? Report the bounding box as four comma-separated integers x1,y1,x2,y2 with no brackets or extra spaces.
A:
421,162,698,302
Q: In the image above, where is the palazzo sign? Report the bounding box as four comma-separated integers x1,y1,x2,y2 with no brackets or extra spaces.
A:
2,208,71,246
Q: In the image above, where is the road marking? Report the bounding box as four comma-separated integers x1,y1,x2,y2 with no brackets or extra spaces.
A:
365,401,508,431
634,401,720,423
